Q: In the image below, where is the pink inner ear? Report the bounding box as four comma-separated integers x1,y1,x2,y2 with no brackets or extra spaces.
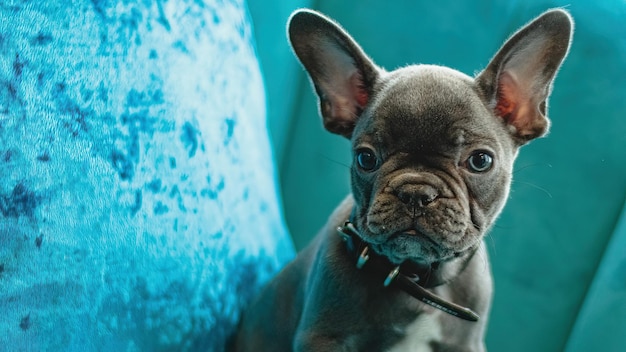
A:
349,72,369,107
495,72,519,123
494,71,545,138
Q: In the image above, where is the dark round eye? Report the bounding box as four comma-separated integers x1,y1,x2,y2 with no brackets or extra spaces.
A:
467,151,494,173
356,148,379,172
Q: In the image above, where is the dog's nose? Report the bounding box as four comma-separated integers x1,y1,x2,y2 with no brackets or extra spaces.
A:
397,184,438,208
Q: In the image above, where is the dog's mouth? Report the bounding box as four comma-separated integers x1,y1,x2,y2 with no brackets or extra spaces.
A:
367,227,447,264
390,228,440,247
399,229,418,236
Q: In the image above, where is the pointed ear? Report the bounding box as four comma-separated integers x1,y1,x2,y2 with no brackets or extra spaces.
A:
476,9,573,144
288,10,381,138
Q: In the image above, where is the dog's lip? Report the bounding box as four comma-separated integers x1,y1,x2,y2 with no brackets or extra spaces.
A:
400,229,418,236
392,229,440,247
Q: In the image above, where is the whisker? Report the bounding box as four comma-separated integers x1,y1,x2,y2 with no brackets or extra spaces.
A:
491,223,515,230
513,180,553,198
476,241,491,272
484,233,496,256
318,153,351,169
512,162,552,175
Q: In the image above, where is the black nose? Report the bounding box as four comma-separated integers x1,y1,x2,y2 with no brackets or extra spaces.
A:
397,184,438,208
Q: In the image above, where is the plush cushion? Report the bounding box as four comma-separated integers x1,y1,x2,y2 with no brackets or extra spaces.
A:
0,0,294,350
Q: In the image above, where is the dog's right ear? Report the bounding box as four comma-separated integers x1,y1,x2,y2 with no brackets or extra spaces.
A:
288,9,381,138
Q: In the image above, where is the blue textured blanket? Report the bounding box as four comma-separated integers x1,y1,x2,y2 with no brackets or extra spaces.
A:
0,1,294,350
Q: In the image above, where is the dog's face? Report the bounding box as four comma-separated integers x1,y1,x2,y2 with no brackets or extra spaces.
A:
289,10,572,264
348,66,519,264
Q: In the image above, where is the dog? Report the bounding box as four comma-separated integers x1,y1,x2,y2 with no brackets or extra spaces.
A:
234,8,572,352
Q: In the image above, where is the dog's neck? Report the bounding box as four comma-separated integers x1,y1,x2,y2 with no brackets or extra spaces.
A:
337,217,480,322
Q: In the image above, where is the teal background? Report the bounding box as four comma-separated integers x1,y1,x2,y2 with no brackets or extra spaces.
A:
249,0,626,351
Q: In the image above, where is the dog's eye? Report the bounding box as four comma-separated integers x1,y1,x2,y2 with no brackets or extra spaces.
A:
466,151,493,173
356,148,379,172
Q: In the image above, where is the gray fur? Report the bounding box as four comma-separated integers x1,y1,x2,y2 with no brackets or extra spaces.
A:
235,8,572,352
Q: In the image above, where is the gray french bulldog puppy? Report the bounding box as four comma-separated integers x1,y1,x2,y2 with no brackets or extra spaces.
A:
235,8,572,352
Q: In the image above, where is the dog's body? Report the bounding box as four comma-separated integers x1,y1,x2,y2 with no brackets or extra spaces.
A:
235,9,572,352
237,195,492,351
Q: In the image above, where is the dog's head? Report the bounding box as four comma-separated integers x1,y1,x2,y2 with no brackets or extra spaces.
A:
288,10,572,265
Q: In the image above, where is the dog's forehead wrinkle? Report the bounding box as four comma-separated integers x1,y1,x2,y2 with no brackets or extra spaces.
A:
355,69,490,154
368,68,489,149
382,113,462,158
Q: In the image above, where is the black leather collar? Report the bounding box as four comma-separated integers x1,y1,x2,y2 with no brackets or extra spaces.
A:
337,220,480,322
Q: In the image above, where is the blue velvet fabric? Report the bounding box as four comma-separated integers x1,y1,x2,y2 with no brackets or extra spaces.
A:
0,0,294,350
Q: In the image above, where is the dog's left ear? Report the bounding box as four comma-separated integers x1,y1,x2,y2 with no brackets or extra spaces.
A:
476,9,573,144
288,10,381,138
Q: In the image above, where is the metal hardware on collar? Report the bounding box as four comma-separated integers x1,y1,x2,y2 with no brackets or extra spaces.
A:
383,266,401,287
336,220,480,322
356,247,370,269
336,225,355,252
343,222,360,237
337,226,348,239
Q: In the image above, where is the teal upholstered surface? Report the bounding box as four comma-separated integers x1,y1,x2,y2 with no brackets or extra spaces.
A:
247,0,313,165
0,0,294,350
565,202,626,351
250,0,626,351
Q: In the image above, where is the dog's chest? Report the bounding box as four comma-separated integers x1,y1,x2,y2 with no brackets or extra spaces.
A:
386,313,442,352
